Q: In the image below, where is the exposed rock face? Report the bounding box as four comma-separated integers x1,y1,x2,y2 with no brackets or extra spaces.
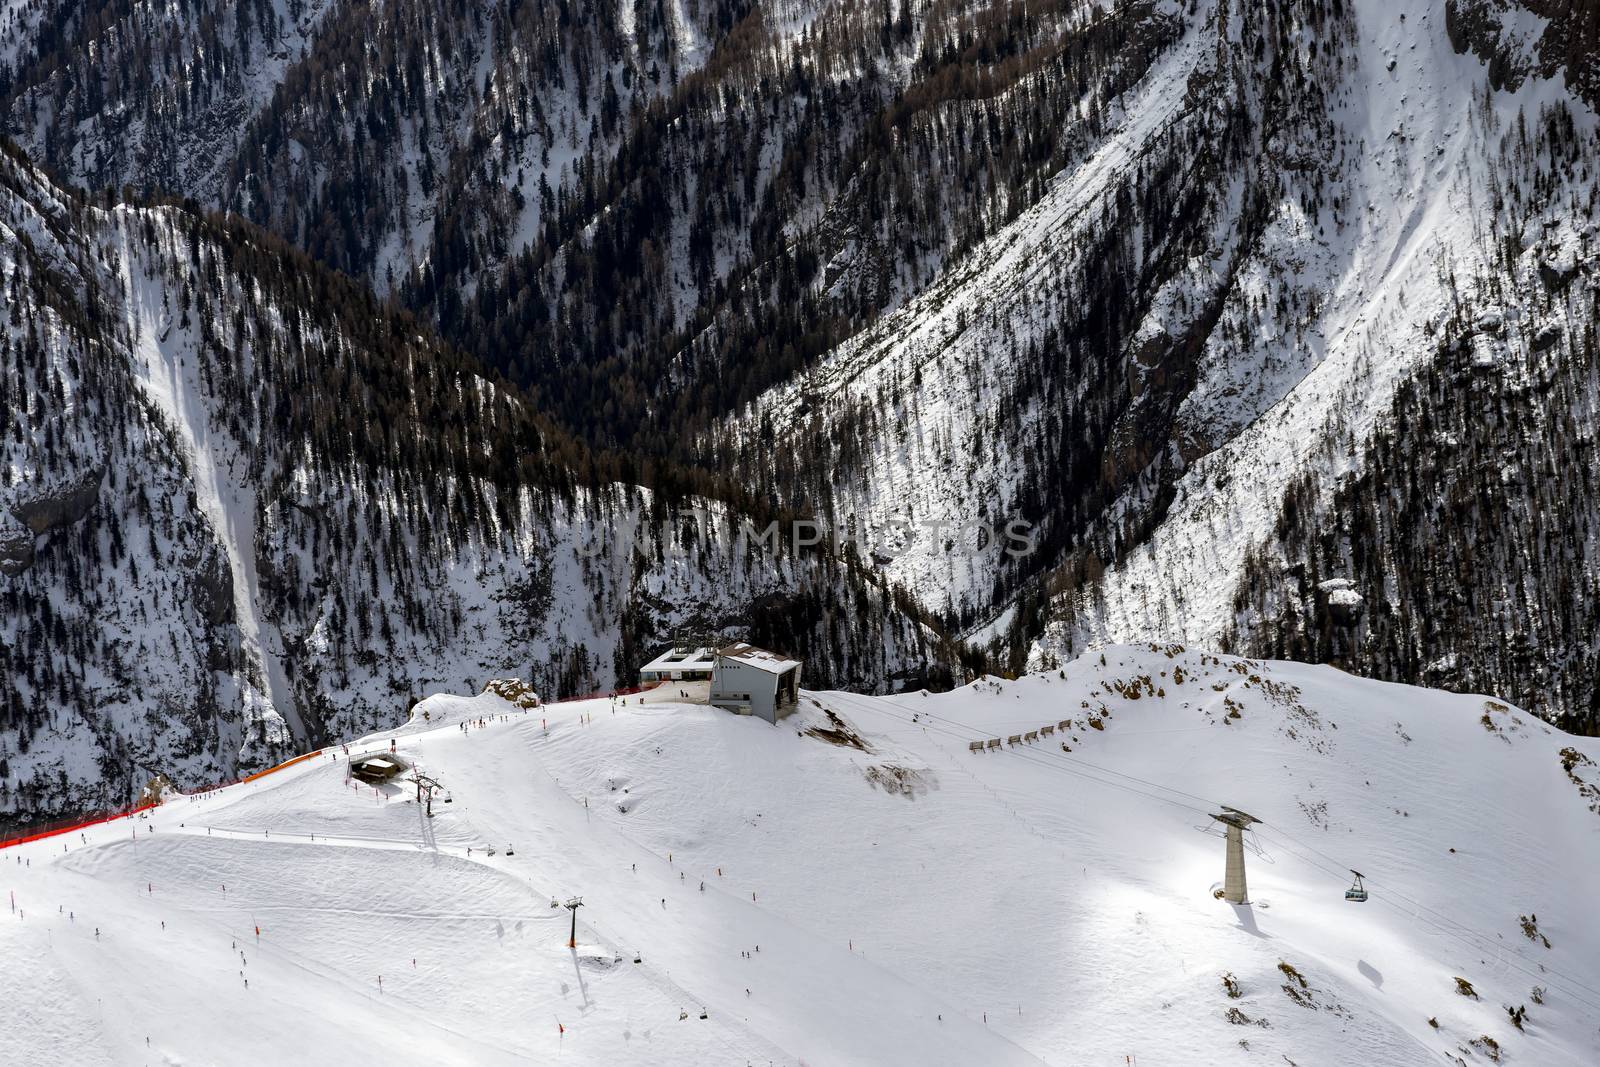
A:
190,542,241,673
1,468,102,575
190,544,236,628
1318,579,1367,628
1446,0,1600,108
11,468,103,535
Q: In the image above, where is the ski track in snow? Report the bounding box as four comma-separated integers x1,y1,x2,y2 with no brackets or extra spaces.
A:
5,646,1599,1065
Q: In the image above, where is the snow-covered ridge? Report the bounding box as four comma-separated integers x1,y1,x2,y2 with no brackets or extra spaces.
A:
5,645,1597,1064
0,150,948,822
4,0,342,196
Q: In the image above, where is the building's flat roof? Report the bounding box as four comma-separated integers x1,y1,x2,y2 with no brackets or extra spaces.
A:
640,646,718,673
716,642,801,674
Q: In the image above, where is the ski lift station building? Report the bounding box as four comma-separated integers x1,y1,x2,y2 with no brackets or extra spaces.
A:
638,646,718,683
350,752,410,785
708,643,802,724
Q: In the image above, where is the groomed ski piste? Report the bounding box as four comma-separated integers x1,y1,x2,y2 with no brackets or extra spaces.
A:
5,645,1599,1066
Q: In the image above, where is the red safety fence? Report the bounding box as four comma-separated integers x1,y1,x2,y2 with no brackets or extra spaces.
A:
0,801,159,850
178,747,327,800
3,679,657,848
551,682,653,704
239,748,323,783
0,748,325,851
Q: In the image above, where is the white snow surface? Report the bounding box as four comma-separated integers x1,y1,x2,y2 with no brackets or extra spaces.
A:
6,645,1599,1065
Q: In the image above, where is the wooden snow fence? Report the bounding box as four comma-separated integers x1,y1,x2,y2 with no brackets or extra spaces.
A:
1023,730,1039,743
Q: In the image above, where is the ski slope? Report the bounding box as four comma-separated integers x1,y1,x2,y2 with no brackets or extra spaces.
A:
5,646,1599,1065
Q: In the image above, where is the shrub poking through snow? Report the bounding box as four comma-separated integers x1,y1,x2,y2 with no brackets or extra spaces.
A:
863,764,931,799
1278,961,1313,1007
1454,977,1478,999
1469,1035,1501,1062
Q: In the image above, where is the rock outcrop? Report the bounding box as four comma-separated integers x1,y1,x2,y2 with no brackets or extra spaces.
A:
11,467,104,535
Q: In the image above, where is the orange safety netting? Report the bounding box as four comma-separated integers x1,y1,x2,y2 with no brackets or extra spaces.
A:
0,748,325,850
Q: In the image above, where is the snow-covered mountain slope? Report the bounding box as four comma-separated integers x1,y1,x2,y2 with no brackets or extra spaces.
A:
0,144,951,823
221,0,745,287
0,0,47,72
6,645,1599,1064
4,0,1184,433
9,0,1599,737
1039,0,1598,653
0,0,765,286
0,0,343,196
722,0,1600,730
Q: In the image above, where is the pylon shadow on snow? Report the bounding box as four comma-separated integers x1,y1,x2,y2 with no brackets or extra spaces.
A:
568,947,593,1010
1228,902,1269,939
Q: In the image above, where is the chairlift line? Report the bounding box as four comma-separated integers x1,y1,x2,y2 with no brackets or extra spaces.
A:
1254,826,1600,1010
817,689,1600,1013
898,700,1224,809
826,691,1216,816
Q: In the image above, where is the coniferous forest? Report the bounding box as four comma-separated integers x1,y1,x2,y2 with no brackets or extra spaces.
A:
4,0,1600,820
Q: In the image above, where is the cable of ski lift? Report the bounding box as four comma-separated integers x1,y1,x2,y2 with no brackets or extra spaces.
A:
825,691,1218,816
895,699,1226,810
1252,825,1600,1011
815,690,1600,1013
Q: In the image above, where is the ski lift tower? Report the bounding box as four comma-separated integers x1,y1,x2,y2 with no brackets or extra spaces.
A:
414,774,443,817
1210,806,1261,904
563,897,584,949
